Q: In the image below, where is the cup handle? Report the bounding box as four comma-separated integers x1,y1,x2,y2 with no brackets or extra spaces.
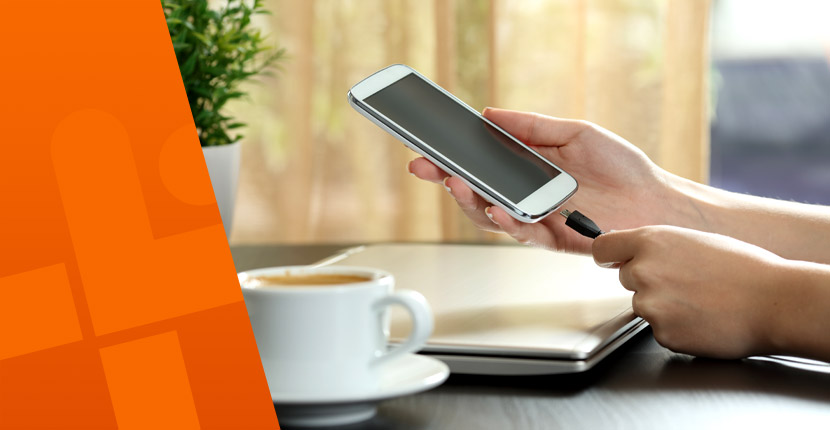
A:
372,289,433,365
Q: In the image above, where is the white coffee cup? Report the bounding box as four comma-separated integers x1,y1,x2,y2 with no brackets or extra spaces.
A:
239,265,433,397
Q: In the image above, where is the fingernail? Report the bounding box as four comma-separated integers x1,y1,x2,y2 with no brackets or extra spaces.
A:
485,207,498,224
407,160,415,176
597,261,616,268
483,106,493,114
442,177,452,193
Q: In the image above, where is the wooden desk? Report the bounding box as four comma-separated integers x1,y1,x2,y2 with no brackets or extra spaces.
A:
232,244,830,429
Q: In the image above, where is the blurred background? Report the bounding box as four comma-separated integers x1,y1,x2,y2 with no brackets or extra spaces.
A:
224,0,829,245
709,0,830,206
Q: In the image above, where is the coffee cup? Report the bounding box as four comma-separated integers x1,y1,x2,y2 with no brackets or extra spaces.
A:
238,265,433,398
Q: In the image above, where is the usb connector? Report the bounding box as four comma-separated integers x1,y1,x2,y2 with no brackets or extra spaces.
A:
559,209,604,239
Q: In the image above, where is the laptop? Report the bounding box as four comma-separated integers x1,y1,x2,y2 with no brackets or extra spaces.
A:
315,243,646,375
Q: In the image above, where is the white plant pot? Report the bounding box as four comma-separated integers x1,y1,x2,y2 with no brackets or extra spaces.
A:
202,142,240,239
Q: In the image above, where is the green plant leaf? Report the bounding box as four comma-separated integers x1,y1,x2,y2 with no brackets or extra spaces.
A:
162,0,284,146
180,52,198,76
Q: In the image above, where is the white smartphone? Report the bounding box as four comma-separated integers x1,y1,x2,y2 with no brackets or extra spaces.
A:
348,64,578,223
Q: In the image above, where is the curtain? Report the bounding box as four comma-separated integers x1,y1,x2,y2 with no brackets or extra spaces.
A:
227,0,711,244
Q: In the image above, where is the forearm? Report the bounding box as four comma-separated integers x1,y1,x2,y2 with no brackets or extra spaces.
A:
664,174,830,264
763,260,830,362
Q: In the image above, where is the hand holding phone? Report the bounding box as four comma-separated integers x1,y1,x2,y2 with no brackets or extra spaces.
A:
405,105,681,256
348,64,578,223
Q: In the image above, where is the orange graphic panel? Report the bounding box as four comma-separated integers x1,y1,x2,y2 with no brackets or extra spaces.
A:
0,1,278,428
159,125,219,207
0,264,82,360
1,341,117,428
177,302,276,428
100,331,200,429
52,109,239,335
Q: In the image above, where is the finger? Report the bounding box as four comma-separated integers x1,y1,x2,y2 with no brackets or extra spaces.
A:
483,107,589,147
592,229,642,267
630,291,645,318
629,291,657,322
444,178,503,232
485,206,557,247
618,261,639,293
445,176,482,211
407,159,498,231
408,157,447,184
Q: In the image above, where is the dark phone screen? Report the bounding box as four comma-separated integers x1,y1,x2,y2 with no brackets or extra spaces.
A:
363,73,560,203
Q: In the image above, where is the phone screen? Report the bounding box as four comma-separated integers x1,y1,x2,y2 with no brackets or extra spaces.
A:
363,73,560,202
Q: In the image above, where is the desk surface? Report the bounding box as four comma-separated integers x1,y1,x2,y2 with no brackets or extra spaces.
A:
232,244,830,429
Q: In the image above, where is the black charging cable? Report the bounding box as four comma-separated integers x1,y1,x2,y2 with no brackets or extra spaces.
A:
559,209,604,239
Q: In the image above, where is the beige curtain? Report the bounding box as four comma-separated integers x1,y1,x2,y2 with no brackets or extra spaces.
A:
227,0,711,245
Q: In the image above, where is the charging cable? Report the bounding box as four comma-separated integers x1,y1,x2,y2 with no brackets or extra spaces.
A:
559,209,604,239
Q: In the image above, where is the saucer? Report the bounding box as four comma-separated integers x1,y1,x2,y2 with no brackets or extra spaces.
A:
272,353,449,427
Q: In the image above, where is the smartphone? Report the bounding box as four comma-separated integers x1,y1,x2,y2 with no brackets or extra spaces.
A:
347,64,577,223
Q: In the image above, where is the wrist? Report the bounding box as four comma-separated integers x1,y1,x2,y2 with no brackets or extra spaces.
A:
753,258,800,356
761,260,830,360
658,172,723,232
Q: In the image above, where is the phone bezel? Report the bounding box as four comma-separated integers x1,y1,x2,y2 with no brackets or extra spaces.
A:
348,64,577,223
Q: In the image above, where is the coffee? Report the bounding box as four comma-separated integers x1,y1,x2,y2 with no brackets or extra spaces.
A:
247,273,373,287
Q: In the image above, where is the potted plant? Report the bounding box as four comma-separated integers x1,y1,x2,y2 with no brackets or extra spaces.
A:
163,0,283,238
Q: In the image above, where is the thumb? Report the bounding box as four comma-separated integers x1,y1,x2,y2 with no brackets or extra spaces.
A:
483,107,589,147
592,229,642,268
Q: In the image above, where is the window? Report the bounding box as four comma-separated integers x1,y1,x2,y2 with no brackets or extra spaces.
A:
710,0,830,205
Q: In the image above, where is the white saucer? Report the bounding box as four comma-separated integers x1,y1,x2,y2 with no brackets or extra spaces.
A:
272,353,449,427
